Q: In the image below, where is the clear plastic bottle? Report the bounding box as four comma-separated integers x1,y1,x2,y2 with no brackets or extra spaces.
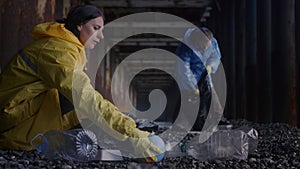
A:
187,129,249,160
30,129,99,162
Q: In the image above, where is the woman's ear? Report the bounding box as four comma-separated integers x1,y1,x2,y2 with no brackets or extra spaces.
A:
77,25,83,32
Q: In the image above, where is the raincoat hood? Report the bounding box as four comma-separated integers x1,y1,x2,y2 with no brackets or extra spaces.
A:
31,22,83,48
183,28,199,54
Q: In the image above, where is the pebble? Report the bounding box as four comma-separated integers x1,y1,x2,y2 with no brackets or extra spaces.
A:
62,165,72,169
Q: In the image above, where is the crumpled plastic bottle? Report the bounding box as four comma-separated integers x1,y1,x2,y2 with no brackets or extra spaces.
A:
187,129,250,160
30,129,99,162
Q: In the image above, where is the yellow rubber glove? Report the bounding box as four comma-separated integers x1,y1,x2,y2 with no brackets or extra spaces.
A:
195,89,200,95
206,65,212,74
71,67,164,162
129,128,164,162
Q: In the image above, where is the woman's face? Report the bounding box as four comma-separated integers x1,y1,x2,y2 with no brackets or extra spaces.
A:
77,16,104,49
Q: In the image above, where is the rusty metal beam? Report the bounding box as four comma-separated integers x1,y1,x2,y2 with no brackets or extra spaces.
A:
235,0,246,120
272,0,296,125
297,0,300,128
257,0,273,123
0,0,82,69
220,0,236,120
245,0,258,122
88,0,212,8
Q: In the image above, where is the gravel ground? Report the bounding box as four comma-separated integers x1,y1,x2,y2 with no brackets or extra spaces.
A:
0,119,300,169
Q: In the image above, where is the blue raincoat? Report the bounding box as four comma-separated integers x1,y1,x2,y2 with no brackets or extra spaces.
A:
176,28,222,91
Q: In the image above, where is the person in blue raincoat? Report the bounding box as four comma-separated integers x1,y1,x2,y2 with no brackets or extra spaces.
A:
175,27,226,131
176,27,221,92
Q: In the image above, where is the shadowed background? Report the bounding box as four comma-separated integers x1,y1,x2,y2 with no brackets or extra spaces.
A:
0,0,299,127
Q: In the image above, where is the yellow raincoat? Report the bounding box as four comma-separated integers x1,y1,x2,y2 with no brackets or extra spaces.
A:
0,22,149,151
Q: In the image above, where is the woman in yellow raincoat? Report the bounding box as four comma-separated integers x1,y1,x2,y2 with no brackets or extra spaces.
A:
0,5,162,162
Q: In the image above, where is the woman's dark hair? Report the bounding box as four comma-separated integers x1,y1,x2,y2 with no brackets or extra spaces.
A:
199,27,213,41
57,5,104,37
